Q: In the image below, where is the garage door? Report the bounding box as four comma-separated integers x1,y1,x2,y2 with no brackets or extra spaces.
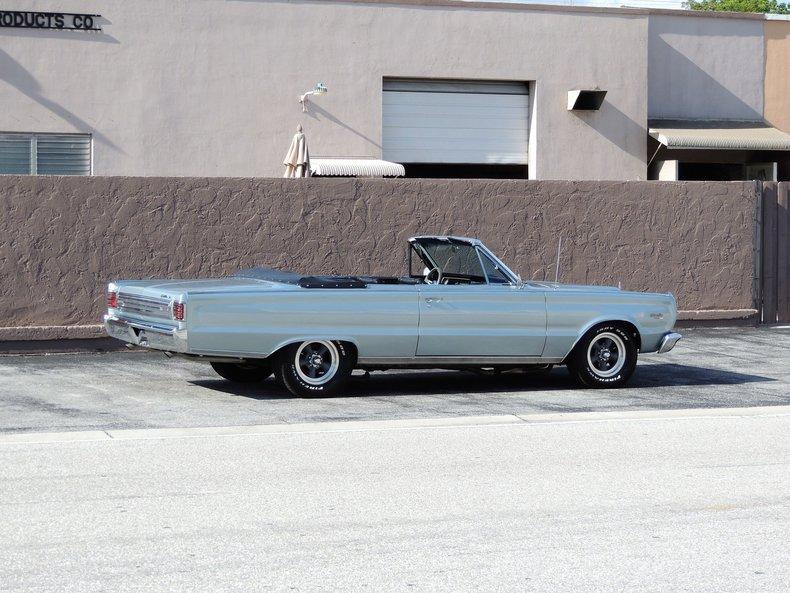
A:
383,79,529,165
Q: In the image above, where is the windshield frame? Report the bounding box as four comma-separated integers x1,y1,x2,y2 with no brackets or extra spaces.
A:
408,236,520,285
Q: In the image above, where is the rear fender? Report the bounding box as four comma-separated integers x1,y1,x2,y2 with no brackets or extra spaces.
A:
268,336,361,359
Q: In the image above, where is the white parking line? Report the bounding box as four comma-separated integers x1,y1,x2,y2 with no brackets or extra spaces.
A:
1,405,789,446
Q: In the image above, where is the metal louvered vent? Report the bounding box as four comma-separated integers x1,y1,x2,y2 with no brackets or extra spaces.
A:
0,135,32,174
36,135,92,175
0,133,92,175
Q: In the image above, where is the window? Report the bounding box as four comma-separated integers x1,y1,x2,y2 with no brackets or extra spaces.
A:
414,238,486,284
423,241,483,277
402,163,527,179
0,133,92,175
480,252,512,284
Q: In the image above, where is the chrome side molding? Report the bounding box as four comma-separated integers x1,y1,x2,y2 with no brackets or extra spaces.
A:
357,355,566,365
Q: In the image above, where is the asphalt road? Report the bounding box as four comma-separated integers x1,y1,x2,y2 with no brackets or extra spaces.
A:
1,327,789,592
0,328,788,434
1,409,788,592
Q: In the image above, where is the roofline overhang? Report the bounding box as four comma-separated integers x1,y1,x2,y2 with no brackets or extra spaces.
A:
316,0,782,22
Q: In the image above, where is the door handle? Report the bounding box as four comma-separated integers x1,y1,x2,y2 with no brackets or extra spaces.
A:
425,297,443,304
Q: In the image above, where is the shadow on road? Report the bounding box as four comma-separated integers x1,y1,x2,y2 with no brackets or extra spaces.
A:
189,362,775,400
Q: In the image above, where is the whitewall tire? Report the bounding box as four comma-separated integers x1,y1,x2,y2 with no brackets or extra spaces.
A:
567,324,638,388
275,340,355,397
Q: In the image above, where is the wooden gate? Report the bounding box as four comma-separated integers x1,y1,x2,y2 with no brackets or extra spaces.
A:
762,182,790,323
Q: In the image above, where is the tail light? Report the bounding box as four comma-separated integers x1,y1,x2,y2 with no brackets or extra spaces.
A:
172,301,185,321
107,290,118,309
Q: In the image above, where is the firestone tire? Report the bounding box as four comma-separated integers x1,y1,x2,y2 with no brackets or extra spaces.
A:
210,361,272,383
275,340,355,398
566,324,638,388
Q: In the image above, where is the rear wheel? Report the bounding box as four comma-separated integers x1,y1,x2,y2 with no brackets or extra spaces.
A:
210,361,272,383
274,340,355,397
567,324,637,388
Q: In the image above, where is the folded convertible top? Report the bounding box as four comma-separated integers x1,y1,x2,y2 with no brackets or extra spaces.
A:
233,267,367,289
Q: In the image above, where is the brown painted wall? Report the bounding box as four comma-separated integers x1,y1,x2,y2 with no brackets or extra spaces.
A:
765,21,790,134
0,177,758,331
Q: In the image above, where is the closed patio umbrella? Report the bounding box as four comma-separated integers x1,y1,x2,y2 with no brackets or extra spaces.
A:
283,124,311,178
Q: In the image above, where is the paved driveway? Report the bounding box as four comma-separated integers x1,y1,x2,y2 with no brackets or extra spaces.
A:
2,328,789,593
1,327,788,434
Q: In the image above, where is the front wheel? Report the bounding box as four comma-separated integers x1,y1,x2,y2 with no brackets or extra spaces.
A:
210,361,272,383
566,325,637,388
274,340,355,397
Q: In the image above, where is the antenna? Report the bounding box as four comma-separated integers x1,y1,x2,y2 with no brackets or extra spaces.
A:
554,237,562,283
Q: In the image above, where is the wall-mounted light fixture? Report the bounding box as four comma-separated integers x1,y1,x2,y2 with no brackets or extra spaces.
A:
299,82,328,112
567,89,607,111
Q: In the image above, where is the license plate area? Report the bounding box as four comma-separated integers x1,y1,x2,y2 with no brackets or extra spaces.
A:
106,320,136,342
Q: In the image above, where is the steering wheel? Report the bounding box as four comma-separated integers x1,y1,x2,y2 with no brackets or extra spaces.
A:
424,267,443,285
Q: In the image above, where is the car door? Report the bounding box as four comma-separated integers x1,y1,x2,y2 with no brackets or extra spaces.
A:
416,249,547,357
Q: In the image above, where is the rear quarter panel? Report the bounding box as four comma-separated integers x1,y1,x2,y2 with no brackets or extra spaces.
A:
185,285,419,358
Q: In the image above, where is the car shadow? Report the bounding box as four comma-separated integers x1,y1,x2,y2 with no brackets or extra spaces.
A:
189,379,292,400
189,362,776,400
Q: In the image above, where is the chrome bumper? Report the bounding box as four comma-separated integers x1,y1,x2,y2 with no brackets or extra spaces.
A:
657,331,682,354
104,314,188,352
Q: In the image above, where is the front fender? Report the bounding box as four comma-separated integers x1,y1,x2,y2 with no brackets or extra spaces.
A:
561,315,642,361
543,292,676,360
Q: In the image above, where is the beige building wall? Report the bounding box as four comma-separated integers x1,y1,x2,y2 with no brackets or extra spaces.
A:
764,20,790,134
648,14,765,121
0,0,648,180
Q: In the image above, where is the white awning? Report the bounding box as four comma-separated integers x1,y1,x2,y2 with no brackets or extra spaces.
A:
649,120,790,151
310,158,405,177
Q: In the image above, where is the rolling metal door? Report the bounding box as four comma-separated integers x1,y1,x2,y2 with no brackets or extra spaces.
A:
383,79,529,164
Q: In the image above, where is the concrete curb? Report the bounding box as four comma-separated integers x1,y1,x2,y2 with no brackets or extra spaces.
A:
0,324,104,341
2,405,788,446
677,309,758,321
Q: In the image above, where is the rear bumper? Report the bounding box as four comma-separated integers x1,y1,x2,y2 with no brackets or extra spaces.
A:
104,314,188,352
657,331,682,354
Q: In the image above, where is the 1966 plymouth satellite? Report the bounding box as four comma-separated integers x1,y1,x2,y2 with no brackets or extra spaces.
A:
104,236,681,397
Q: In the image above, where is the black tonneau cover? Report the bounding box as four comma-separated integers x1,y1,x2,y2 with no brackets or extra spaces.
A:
234,267,367,289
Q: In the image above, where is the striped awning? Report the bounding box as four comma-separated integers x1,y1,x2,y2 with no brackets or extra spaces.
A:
310,158,405,177
649,120,790,151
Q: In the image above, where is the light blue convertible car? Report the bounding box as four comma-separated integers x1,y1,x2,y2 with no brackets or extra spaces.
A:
105,236,681,397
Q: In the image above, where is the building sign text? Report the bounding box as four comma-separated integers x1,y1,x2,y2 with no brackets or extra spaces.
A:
0,11,101,32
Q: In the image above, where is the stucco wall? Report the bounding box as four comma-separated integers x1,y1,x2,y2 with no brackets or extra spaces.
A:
764,20,790,134
0,177,758,334
0,0,647,180
648,15,764,121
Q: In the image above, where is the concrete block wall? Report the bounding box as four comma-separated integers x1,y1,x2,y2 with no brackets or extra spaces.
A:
0,177,759,339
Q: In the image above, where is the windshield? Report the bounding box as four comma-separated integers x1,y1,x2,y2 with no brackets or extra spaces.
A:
412,238,486,284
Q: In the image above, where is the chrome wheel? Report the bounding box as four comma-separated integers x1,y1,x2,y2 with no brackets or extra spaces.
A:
586,332,626,378
295,340,340,386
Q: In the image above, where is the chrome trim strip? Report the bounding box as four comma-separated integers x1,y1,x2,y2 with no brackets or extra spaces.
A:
116,292,172,320
476,247,491,284
658,332,682,354
357,356,565,365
